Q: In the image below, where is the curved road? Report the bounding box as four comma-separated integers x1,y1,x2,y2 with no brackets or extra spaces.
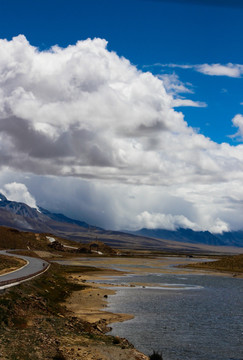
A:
0,250,49,290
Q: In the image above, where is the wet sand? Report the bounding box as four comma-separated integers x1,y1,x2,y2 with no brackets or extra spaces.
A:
60,255,230,277
66,268,134,324
64,256,226,325
64,267,148,360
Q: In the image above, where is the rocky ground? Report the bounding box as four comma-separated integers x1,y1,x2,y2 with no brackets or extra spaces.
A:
0,261,148,360
2,238,241,359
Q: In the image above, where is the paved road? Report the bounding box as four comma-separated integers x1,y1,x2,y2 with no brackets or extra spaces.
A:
0,250,49,289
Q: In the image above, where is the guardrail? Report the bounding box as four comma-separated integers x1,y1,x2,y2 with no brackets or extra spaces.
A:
0,263,50,288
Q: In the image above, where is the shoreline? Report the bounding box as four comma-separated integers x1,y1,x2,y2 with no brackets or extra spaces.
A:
65,268,134,325
64,255,243,325
64,267,149,360
63,255,243,359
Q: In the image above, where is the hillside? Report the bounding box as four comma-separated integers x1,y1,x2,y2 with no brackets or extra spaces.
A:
0,226,49,250
0,193,98,234
133,227,243,248
186,254,243,274
0,193,242,253
0,226,119,258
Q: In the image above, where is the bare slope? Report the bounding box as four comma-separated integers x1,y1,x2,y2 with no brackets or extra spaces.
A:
0,193,242,253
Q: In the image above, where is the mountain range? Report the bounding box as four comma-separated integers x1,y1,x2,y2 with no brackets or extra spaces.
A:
0,193,242,251
0,193,98,234
133,227,243,248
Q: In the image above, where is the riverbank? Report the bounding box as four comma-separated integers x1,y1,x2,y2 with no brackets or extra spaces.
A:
183,253,243,278
0,261,148,360
62,255,236,331
65,268,134,324
61,255,220,359
73,255,242,360
62,267,151,360
1,252,241,359
61,254,243,359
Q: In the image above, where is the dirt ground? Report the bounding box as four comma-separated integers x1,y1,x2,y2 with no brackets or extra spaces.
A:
64,268,149,360
58,338,149,360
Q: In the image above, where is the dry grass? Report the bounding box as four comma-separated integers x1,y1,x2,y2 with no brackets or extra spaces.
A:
0,254,26,274
187,254,243,273
0,263,147,360
0,226,50,250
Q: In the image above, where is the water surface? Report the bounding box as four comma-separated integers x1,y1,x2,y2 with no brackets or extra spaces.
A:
105,273,243,360
56,256,243,359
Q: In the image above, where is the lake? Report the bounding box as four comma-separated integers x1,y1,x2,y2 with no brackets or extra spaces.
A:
97,262,243,360
56,256,243,359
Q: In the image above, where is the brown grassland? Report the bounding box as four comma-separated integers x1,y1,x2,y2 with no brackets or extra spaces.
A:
0,263,148,360
0,255,26,275
185,253,243,274
0,225,242,359
0,226,148,360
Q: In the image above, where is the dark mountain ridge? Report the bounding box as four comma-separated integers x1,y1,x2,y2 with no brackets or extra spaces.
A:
0,193,242,250
0,193,157,250
133,227,243,247
38,207,99,230
0,193,96,234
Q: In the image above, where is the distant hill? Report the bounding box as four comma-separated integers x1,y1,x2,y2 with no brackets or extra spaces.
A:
38,207,99,230
132,228,243,248
0,193,242,252
0,193,162,251
0,193,103,236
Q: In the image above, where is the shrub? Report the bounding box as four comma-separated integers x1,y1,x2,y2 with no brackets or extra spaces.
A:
53,352,66,360
149,350,163,360
112,336,120,344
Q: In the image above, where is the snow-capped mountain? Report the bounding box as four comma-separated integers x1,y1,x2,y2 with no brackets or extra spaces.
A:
0,193,94,234
0,193,242,250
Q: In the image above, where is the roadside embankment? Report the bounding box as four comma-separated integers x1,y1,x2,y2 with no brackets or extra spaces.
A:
0,261,148,360
0,251,50,289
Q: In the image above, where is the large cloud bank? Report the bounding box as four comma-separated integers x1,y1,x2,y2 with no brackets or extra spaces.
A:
0,35,243,233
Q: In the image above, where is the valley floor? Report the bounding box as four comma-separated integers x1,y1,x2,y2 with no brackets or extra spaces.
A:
0,259,148,360
1,250,242,359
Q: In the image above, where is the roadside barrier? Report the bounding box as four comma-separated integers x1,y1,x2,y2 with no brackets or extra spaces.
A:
0,263,50,287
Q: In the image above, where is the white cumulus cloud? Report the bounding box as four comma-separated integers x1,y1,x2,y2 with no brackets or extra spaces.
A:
0,35,188,181
0,36,243,233
136,211,199,231
231,114,243,140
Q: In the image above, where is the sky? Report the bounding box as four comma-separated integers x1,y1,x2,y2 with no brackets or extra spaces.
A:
0,0,243,234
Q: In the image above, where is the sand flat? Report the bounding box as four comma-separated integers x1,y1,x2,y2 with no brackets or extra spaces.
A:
65,268,133,324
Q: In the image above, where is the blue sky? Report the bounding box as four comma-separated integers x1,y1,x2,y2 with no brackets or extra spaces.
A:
0,0,243,234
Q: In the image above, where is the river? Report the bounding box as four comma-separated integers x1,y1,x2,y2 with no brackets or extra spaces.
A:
97,260,243,360
55,256,243,359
